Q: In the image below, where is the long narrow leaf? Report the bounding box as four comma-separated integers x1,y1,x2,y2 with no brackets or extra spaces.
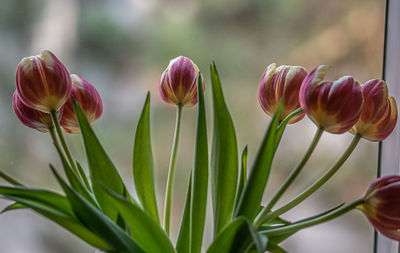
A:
235,146,248,209
206,217,268,253
50,165,144,253
234,104,282,221
266,242,288,253
210,63,239,235
76,161,91,191
53,142,98,207
0,171,23,186
176,173,192,253
74,100,127,221
0,202,26,213
101,187,175,253
244,222,269,253
4,195,110,251
132,92,159,223
206,218,245,253
190,74,209,253
274,108,302,148
0,185,73,216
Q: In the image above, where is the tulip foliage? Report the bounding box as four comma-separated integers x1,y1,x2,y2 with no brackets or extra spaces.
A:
2,51,400,252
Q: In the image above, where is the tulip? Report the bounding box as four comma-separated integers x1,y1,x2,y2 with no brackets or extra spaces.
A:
159,56,204,234
159,56,204,107
15,50,72,113
12,91,62,133
258,63,306,123
350,79,397,141
60,74,103,134
299,65,363,133
361,175,400,241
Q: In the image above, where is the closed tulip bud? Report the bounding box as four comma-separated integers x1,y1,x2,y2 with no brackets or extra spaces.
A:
361,175,400,241
12,91,62,133
16,50,72,113
258,63,306,123
60,74,103,134
299,65,363,133
159,56,204,107
350,79,397,141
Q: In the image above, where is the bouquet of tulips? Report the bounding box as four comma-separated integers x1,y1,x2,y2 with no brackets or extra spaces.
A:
1,50,399,253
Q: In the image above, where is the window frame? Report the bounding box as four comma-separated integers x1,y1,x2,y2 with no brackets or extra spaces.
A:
376,0,400,252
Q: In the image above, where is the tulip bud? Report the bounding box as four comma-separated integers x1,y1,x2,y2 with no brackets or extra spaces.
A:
361,175,400,241
350,79,398,141
258,63,306,123
299,65,363,133
60,74,103,134
159,56,204,107
12,91,62,133
16,50,72,113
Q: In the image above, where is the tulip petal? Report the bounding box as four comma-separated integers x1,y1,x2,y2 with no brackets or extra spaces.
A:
300,66,362,133
15,50,72,112
259,63,306,123
159,56,203,107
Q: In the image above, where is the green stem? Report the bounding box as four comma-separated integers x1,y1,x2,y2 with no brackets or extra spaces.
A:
261,198,364,236
163,104,183,234
255,127,324,227
48,126,59,148
258,134,361,225
50,110,80,178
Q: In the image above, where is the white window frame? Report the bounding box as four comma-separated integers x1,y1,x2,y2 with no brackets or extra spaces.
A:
376,0,400,252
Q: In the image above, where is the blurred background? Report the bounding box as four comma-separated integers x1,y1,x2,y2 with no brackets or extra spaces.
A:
0,0,386,252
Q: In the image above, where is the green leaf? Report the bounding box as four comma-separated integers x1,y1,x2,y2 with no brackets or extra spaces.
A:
176,173,192,253
101,186,176,253
74,100,127,221
50,165,144,253
0,202,26,213
266,241,288,253
206,217,268,253
0,171,23,186
274,108,302,148
190,74,209,253
4,195,111,251
246,222,269,253
234,104,282,221
132,92,159,223
261,216,291,227
206,218,245,253
0,185,73,216
235,146,248,209
53,142,98,207
76,161,92,191
210,63,239,235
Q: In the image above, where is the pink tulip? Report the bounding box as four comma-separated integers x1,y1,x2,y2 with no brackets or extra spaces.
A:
16,50,72,113
299,65,363,133
159,56,204,107
362,175,400,241
350,79,397,141
60,74,103,134
12,90,62,133
258,63,306,123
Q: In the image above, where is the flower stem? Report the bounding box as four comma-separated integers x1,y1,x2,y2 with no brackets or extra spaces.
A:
48,126,65,159
255,127,324,227
261,198,364,236
163,104,183,235
257,134,361,225
50,110,80,178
